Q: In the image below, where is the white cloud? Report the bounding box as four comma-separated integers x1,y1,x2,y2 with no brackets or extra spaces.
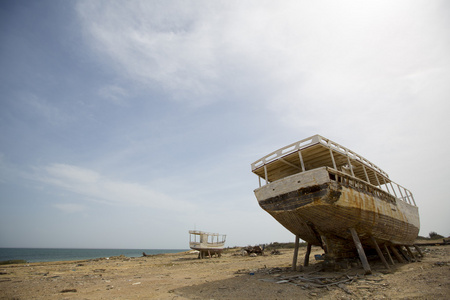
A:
75,1,450,117
77,0,220,105
35,163,194,211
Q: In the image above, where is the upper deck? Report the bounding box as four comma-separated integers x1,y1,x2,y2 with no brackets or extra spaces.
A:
189,230,226,246
251,135,416,206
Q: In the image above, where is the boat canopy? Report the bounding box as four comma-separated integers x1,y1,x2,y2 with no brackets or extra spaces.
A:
189,230,226,244
252,135,416,206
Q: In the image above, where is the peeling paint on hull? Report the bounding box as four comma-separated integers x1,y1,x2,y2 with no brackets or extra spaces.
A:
255,168,419,259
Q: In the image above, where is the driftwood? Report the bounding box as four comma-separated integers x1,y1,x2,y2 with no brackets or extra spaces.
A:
60,289,77,293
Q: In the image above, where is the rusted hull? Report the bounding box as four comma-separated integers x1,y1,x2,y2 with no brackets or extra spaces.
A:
255,168,420,259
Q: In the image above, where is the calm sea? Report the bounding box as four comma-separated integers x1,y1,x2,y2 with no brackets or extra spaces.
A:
0,248,188,263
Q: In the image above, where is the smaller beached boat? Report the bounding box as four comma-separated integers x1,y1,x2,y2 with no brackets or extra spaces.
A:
189,230,226,259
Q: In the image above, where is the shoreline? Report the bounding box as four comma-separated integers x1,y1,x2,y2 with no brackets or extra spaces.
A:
0,248,189,264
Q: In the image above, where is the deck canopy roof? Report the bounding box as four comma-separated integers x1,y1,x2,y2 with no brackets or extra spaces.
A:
251,135,391,186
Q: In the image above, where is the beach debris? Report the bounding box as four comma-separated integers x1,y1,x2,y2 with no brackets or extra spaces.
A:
60,288,77,293
242,245,265,256
266,273,356,287
93,269,106,273
314,254,324,261
434,261,449,267
234,269,252,274
255,267,391,296
338,283,353,294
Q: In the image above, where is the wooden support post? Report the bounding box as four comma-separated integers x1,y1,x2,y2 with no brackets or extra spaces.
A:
405,246,417,261
264,165,268,184
298,151,306,172
390,245,405,263
329,148,337,169
346,157,355,177
349,228,372,274
304,243,312,267
413,244,424,257
292,235,300,271
398,246,411,262
384,244,395,265
370,236,390,270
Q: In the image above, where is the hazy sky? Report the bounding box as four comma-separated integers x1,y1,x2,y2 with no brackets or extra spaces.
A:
1,0,449,249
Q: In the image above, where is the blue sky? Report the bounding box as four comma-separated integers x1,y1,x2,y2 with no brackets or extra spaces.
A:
1,0,449,249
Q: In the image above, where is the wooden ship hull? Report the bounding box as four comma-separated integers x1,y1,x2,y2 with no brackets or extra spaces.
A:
251,135,420,267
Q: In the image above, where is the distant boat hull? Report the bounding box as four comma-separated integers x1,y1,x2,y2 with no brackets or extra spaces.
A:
255,167,419,259
189,246,225,251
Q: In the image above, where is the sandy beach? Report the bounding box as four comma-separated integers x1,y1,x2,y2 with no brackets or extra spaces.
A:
1,245,448,299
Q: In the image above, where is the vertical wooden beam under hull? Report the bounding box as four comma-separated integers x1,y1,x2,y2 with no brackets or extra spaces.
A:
413,244,424,257
390,245,405,263
405,246,417,261
349,228,372,275
397,246,411,262
371,236,390,270
384,244,395,265
304,243,312,267
292,235,300,271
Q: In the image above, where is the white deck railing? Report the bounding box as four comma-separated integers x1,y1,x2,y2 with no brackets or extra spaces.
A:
327,168,416,206
251,135,389,178
252,135,416,206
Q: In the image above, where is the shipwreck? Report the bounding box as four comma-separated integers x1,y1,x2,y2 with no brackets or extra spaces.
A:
251,135,420,272
189,230,226,259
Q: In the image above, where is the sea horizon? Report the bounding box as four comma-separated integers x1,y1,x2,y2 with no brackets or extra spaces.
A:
0,247,189,263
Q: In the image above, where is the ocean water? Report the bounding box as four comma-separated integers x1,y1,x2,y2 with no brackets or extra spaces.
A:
0,248,188,263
